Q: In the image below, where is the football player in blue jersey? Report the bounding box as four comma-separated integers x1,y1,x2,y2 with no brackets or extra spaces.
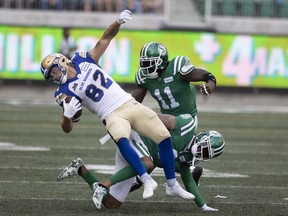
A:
40,10,193,202
57,113,225,211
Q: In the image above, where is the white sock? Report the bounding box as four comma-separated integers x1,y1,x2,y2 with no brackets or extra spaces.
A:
166,178,176,187
140,173,150,183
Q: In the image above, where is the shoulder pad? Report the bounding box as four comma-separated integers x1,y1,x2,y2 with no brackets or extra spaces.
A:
180,57,195,75
77,52,87,58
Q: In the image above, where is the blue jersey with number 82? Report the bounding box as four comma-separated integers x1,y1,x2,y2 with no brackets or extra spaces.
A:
55,52,133,120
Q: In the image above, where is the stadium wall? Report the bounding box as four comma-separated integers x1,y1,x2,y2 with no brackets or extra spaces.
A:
0,9,288,90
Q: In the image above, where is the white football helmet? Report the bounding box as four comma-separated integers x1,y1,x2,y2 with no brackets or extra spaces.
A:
40,53,71,85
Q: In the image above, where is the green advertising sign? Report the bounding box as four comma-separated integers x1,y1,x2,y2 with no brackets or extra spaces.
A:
0,25,287,88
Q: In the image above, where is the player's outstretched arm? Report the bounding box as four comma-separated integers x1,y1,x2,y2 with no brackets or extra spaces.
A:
89,10,132,63
181,67,216,95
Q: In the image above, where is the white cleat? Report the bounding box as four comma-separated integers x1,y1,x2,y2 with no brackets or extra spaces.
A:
57,157,83,181
92,182,107,209
166,181,195,199
142,177,158,199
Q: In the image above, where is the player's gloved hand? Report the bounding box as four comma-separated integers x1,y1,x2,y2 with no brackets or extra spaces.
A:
117,9,132,24
63,97,81,119
201,204,219,212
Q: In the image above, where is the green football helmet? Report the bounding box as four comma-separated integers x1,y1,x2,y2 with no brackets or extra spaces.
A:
192,130,225,161
139,42,168,79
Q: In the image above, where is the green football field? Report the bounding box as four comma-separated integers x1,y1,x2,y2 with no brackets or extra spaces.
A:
0,102,287,216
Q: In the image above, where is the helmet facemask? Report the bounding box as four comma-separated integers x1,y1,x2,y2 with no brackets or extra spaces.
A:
192,130,225,162
139,56,163,79
139,42,168,79
191,136,213,161
40,53,70,85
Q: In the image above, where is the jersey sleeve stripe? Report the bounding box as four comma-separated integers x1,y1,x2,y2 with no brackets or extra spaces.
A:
173,56,180,75
178,56,184,72
180,117,196,136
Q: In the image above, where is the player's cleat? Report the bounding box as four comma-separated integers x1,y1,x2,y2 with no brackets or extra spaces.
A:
92,182,108,209
57,157,83,181
142,176,158,199
192,166,203,186
130,176,143,192
166,181,195,199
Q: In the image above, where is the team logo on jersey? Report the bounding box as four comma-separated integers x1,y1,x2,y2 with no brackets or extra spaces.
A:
72,83,78,91
164,76,174,83
180,114,192,119
81,62,90,71
179,155,186,162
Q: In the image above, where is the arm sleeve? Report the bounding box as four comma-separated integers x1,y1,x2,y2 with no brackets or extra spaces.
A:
179,163,205,207
179,56,195,76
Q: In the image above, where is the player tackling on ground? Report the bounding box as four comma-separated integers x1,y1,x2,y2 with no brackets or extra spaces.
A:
57,113,225,211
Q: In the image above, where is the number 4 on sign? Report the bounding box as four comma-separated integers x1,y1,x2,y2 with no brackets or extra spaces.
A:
223,36,264,87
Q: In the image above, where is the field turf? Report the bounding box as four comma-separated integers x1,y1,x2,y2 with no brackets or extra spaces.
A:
0,102,287,216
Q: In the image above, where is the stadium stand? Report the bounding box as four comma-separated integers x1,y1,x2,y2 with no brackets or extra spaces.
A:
0,0,164,14
0,0,287,18
193,0,288,18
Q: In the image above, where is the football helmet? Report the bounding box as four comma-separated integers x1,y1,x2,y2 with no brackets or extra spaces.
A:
40,53,71,85
139,42,168,79
191,130,225,161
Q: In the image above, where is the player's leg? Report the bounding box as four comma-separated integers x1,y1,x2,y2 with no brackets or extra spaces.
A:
93,147,154,209
105,113,157,199
132,104,194,199
94,133,157,209
56,157,134,209
57,158,99,186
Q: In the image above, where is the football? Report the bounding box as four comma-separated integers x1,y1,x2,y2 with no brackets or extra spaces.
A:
64,96,82,122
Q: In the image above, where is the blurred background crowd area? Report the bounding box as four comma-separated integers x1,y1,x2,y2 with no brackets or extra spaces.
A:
0,0,288,18
0,0,164,14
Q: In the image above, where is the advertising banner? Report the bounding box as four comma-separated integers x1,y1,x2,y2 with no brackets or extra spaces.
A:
0,25,287,88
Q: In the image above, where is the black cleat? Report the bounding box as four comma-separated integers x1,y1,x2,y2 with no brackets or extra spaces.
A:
129,176,143,192
192,166,203,186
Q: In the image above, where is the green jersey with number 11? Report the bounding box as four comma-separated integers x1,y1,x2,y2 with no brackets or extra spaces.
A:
135,56,197,117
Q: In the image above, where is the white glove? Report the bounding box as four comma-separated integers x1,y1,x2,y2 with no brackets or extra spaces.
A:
63,97,82,119
201,204,218,212
117,9,132,24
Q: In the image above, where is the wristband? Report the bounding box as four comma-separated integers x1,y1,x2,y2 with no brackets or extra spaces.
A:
204,73,216,85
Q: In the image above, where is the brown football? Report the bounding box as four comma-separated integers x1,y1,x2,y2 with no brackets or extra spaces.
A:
64,96,82,122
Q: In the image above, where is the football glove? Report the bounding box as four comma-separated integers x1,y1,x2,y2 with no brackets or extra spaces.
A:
201,204,219,212
63,97,82,119
117,9,132,24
